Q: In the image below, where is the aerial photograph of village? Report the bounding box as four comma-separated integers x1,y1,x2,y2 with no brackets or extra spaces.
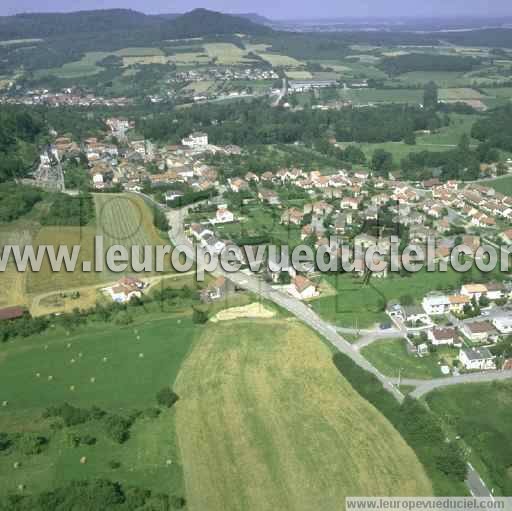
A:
1,0,512,509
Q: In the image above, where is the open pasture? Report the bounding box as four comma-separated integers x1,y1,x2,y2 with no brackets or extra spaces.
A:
0,312,198,497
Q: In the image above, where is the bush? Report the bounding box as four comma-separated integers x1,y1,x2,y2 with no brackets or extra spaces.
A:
192,308,208,324
156,387,179,409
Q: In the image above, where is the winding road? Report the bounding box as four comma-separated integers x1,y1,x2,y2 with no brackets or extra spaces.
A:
163,201,508,497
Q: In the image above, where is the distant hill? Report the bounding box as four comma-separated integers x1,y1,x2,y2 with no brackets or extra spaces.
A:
0,9,157,39
0,8,273,42
163,9,273,38
236,13,274,25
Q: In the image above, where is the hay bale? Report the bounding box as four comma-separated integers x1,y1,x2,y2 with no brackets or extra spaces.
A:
102,357,108,363
134,329,139,335
66,342,71,348
80,456,87,464
48,375,53,381
69,385,75,391
139,353,144,359
17,484,25,492
2,401,8,407
44,345,48,350
70,358,76,364
90,377,96,383
166,459,173,466
78,353,83,358
136,336,141,341
35,372,41,378
13,461,20,469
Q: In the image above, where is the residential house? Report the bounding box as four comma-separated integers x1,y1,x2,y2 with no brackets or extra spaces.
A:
200,276,231,303
428,327,457,346
461,284,488,301
486,282,505,301
461,321,494,342
291,275,319,300
181,132,208,148
281,207,304,226
448,295,471,314
459,347,496,371
229,178,249,193
340,197,361,210
258,189,280,205
213,206,235,224
422,295,451,316
492,316,512,335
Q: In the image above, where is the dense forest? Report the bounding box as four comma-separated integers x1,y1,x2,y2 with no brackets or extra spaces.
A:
379,53,480,76
141,99,441,145
471,104,512,152
0,108,45,183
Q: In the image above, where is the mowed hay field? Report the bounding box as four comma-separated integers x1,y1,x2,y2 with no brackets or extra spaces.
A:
0,312,198,496
25,193,167,299
175,319,432,511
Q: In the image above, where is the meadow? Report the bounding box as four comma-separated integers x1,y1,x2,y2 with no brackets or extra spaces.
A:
312,267,494,328
361,339,458,379
175,318,432,511
0,308,200,497
486,175,512,196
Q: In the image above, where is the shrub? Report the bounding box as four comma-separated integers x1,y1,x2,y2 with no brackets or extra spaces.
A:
156,387,179,409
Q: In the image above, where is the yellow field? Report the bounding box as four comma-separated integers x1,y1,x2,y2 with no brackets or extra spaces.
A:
123,55,169,66
173,52,210,65
204,43,252,65
175,319,432,511
286,70,313,80
1,193,167,309
256,52,304,67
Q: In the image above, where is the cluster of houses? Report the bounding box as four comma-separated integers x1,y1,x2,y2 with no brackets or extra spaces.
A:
102,277,146,303
388,281,512,372
173,67,279,84
0,89,132,107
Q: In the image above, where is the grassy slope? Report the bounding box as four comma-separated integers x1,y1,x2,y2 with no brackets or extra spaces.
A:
426,381,512,495
174,318,432,511
0,309,199,497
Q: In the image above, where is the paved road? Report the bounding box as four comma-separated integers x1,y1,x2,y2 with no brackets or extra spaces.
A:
353,330,405,350
393,370,512,398
165,202,512,496
466,463,493,497
166,206,405,403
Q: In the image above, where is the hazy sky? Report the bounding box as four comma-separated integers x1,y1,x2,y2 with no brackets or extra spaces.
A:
1,0,511,19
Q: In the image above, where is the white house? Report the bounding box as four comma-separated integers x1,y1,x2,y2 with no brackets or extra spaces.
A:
212,205,234,224
428,327,456,346
422,295,450,316
461,321,494,342
460,284,488,301
492,316,512,335
459,347,496,371
182,132,208,148
290,275,319,300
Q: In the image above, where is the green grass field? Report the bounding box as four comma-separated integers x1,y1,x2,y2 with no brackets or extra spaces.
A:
339,88,423,105
175,318,432,510
312,267,495,328
0,308,200,497
427,381,512,495
486,175,512,196
362,339,457,379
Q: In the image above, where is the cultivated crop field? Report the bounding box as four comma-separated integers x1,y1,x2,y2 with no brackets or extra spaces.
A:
175,318,432,511
204,42,252,65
